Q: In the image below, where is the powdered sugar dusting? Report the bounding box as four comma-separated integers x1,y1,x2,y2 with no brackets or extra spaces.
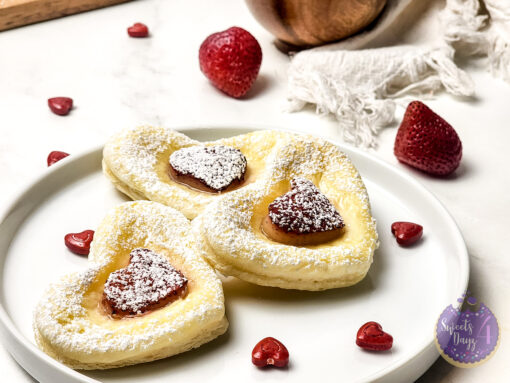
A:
103,126,213,219
102,127,287,219
194,135,378,277
33,201,226,362
269,178,344,233
104,248,188,315
169,145,247,191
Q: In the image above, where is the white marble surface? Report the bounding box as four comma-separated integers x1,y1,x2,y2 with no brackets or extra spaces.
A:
0,0,508,381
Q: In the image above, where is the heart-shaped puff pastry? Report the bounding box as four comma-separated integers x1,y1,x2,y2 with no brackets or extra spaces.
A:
193,135,378,290
102,126,293,219
33,201,228,369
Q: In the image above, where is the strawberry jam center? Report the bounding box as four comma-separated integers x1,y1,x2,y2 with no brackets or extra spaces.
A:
103,248,188,318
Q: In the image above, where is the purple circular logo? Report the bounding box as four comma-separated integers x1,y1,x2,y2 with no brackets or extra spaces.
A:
435,295,500,367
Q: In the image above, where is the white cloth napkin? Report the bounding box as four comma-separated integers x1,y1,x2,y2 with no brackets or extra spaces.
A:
442,0,510,82
287,45,473,147
287,0,510,147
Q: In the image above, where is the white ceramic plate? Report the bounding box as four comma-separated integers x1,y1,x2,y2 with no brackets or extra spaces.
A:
0,127,468,383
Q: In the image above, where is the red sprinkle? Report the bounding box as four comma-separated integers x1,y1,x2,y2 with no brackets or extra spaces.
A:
252,337,289,368
64,230,94,256
127,23,149,38
47,151,69,167
356,321,393,351
391,221,423,246
48,97,73,116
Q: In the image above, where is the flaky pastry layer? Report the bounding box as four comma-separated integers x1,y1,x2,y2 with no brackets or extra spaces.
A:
193,135,379,290
33,201,228,369
102,126,293,219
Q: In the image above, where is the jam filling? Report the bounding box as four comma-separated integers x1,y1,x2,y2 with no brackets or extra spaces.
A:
262,178,345,246
169,145,247,193
103,248,188,318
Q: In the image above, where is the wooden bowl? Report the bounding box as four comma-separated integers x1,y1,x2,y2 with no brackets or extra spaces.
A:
245,0,387,48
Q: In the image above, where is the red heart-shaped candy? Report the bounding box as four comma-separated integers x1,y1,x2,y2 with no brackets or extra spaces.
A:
356,321,393,351
48,97,73,116
127,23,149,38
47,151,69,167
64,230,94,255
391,221,423,246
252,337,289,368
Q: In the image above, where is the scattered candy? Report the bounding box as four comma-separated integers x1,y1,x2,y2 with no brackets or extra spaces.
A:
64,230,94,256
356,321,393,351
47,151,69,167
127,22,149,38
391,221,423,246
252,337,289,368
48,97,73,116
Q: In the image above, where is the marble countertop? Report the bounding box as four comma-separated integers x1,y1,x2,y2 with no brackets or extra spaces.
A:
0,0,508,381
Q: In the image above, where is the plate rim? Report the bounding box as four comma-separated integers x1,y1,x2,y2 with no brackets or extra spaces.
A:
0,125,469,383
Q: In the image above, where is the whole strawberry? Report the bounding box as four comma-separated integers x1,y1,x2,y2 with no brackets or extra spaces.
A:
394,101,462,176
199,26,262,98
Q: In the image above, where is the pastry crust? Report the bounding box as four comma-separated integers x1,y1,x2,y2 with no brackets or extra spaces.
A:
33,201,228,369
102,126,293,219
193,135,379,291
